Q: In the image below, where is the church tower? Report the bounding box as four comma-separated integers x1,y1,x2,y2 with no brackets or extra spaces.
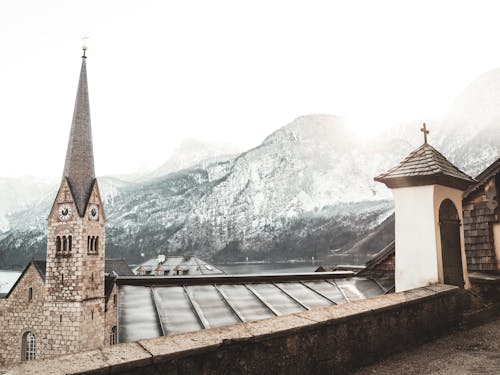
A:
45,48,106,351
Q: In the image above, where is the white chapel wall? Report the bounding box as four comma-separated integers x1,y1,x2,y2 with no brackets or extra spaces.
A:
393,185,439,292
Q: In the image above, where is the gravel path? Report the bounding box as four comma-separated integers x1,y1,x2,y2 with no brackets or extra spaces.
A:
354,316,500,375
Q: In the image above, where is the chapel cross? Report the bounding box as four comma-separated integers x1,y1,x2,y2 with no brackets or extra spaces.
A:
420,123,429,144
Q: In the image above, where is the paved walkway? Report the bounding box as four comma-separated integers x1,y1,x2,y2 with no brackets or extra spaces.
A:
355,316,500,375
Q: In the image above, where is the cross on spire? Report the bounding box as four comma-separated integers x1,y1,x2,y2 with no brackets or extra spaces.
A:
420,123,429,144
81,36,89,58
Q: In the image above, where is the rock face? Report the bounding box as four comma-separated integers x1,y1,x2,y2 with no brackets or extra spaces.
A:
3,63,500,267
105,115,403,263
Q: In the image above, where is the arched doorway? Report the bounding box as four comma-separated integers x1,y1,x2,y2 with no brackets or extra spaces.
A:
439,199,464,287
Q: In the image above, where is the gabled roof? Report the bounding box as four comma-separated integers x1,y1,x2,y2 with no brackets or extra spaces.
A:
464,156,500,198
4,260,45,298
33,260,47,280
105,259,134,276
63,56,96,216
375,143,476,190
3,259,131,299
364,241,395,270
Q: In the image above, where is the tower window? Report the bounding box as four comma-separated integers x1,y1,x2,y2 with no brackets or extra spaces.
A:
21,331,36,361
113,294,117,306
91,310,94,320
61,273,64,284
88,235,99,255
62,236,67,252
110,326,117,345
68,235,72,252
28,287,33,302
55,236,61,252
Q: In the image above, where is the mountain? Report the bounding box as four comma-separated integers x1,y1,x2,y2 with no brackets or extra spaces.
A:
0,115,405,267
436,68,500,176
148,138,241,178
2,67,500,268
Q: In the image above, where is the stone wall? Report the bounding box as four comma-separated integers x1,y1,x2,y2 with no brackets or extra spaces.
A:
104,283,118,346
0,264,84,365
5,284,461,375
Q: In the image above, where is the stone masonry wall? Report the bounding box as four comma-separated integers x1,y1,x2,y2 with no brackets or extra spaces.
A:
104,283,118,347
0,265,83,365
6,284,462,375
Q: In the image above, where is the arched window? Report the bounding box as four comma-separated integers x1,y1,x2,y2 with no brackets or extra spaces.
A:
110,326,117,345
68,235,72,252
95,237,99,252
87,236,91,251
62,236,67,252
21,331,36,361
55,236,61,252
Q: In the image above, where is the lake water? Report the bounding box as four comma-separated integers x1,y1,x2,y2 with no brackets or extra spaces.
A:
0,270,21,293
0,263,318,292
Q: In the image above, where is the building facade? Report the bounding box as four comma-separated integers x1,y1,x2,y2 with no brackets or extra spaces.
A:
0,51,116,366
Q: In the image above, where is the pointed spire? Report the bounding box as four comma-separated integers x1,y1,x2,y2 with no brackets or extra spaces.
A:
63,52,95,216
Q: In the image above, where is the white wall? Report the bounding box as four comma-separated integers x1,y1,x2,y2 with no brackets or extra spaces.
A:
393,186,438,292
393,184,470,292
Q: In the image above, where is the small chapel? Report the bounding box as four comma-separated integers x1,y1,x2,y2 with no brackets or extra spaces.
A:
0,48,128,365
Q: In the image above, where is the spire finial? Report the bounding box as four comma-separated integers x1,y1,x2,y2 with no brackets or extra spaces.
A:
420,123,429,144
81,36,89,58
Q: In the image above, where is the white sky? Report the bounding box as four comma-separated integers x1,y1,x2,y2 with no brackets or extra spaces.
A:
1,0,500,177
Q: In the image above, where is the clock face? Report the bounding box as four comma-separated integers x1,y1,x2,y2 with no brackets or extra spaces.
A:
58,204,73,221
88,204,99,221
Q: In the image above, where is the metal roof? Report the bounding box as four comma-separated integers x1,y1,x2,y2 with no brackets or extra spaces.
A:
116,273,391,343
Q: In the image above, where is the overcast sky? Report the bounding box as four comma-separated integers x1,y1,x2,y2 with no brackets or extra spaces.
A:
1,1,500,177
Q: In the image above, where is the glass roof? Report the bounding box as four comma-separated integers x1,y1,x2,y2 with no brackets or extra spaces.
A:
117,277,386,343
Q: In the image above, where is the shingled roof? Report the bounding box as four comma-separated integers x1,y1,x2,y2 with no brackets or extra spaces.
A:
374,143,476,190
464,156,500,198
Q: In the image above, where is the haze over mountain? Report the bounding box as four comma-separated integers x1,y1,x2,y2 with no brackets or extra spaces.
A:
0,67,499,268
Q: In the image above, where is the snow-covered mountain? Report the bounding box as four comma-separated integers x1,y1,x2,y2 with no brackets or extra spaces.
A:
148,138,241,178
1,67,500,267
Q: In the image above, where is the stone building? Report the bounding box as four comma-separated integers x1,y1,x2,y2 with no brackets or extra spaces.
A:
0,50,127,366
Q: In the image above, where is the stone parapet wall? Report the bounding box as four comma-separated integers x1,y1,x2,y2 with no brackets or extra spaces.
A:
5,284,461,375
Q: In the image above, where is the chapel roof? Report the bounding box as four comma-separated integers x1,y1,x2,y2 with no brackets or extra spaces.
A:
374,143,476,190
